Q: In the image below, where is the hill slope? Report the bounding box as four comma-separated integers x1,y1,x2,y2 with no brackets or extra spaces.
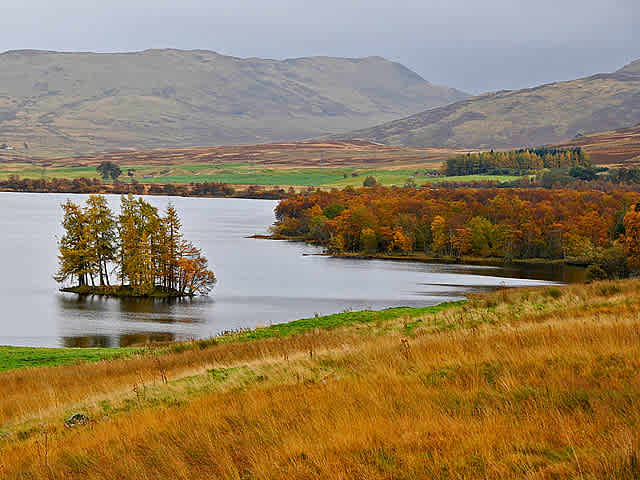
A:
0,49,467,155
552,124,640,165
334,60,640,149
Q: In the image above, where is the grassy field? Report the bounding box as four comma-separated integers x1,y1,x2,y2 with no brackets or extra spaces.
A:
0,346,138,372
0,162,521,187
0,141,498,188
1,280,640,478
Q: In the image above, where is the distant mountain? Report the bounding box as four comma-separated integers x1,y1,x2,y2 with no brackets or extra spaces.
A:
0,49,468,154
333,60,640,149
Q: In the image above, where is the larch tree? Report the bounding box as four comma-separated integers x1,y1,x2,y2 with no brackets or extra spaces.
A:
54,200,94,287
85,195,117,286
162,203,183,290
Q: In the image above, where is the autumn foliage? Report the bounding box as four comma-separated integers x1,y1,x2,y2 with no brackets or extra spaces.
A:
273,186,640,268
55,194,216,296
623,203,640,270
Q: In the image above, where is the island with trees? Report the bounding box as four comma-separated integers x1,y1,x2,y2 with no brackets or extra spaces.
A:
55,194,216,297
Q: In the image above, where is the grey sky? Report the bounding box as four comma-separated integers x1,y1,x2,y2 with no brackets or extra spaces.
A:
3,0,638,93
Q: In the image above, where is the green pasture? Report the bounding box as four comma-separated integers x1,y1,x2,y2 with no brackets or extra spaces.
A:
0,162,524,187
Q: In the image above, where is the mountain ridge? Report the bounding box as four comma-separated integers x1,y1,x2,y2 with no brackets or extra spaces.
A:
0,49,468,155
332,59,640,149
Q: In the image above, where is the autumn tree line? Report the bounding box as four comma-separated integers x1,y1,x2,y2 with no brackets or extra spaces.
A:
443,148,590,176
0,175,287,199
273,186,640,277
55,194,216,296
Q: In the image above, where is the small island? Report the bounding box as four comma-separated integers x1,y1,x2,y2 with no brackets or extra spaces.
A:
55,194,216,297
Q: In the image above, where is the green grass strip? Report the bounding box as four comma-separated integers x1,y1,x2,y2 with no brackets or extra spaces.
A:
0,346,139,372
230,301,464,342
1,301,464,371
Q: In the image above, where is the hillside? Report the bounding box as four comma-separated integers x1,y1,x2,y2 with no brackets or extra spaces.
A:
0,49,467,155
552,124,640,165
1,281,640,478
18,141,460,169
334,59,640,149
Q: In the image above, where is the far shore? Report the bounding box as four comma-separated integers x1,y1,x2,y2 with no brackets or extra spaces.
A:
248,234,588,270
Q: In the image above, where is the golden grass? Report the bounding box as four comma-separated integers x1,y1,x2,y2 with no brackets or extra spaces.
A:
1,280,640,478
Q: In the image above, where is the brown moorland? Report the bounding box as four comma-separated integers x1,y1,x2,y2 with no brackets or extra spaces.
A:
552,124,640,166
0,141,461,169
1,280,639,479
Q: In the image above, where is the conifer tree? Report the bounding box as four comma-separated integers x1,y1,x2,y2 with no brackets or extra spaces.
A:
163,203,183,290
54,200,93,287
85,195,117,286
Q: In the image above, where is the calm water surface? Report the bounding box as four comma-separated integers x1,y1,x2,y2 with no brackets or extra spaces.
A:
0,192,578,348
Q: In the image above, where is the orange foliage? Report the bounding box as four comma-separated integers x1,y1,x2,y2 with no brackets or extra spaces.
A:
623,204,640,269
274,186,640,261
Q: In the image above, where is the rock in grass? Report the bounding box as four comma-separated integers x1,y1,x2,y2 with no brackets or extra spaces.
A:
65,413,90,428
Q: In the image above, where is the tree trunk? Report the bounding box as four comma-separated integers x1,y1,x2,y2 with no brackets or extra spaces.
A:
99,259,105,286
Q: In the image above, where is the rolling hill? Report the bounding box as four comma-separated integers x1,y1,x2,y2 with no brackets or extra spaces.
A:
0,49,467,155
552,124,640,165
334,59,640,149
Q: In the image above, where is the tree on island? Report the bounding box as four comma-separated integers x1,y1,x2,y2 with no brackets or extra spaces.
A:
54,194,216,296
96,161,122,181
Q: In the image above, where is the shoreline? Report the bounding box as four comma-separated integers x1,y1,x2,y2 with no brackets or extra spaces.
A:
0,187,287,200
250,234,583,269
60,285,193,298
0,301,463,369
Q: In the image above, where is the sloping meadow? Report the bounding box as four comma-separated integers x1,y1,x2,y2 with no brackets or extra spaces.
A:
1,280,640,478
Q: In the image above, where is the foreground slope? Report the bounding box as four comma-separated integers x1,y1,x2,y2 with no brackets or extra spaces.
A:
1,280,639,479
335,59,640,149
0,49,467,155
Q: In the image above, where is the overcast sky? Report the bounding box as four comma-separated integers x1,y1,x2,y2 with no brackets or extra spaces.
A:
2,0,638,93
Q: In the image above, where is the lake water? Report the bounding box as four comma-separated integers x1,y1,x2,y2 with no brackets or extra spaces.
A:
0,192,578,348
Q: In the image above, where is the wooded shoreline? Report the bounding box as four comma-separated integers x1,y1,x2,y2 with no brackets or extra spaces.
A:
250,233,588,269
0,178,289,199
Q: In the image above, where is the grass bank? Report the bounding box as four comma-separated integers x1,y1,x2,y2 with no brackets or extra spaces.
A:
0,302,462,371
1,280,639,478
0,346,139,372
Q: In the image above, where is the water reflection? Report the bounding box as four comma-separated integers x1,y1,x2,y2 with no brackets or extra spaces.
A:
57,293,210,324
62,332,177,348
